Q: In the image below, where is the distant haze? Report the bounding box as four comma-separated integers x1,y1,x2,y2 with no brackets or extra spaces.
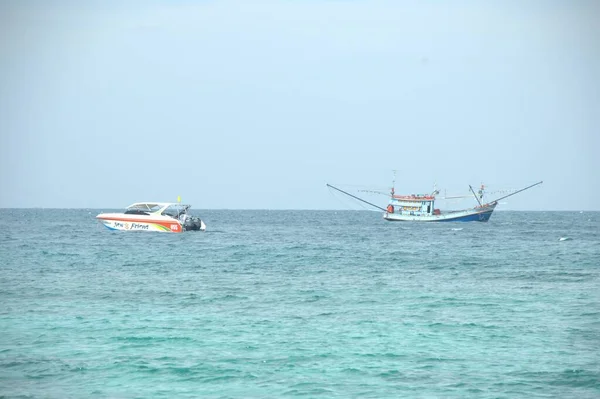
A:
1,1,598,210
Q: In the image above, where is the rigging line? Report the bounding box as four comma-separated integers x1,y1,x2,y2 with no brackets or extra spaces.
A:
326,184,387,212
328,184,372,211
358,190,389,196
490,181,543,203
328,186,366,210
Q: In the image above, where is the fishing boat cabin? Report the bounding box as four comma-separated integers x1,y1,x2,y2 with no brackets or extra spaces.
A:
386,189,440,217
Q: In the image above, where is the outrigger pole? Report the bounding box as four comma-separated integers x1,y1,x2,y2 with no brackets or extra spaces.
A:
469,185,483,207
326,184,388,212
489,181,543,203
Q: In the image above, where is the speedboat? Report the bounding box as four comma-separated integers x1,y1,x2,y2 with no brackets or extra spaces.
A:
96,202,206,233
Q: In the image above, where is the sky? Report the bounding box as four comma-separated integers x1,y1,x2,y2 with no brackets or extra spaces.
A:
1,0,598,210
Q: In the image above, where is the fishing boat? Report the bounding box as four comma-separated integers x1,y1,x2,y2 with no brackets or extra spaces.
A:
96,202,206,232
327,179,542,223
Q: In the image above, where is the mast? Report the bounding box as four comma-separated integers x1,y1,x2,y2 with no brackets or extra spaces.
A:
490,181,543,203
326,184,388,212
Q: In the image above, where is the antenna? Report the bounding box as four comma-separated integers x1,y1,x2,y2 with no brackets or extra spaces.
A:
478,183,485,202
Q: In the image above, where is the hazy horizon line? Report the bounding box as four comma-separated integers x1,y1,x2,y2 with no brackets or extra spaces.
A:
0,208,597,212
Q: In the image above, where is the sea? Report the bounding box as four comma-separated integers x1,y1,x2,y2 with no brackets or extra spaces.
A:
1,209,599,398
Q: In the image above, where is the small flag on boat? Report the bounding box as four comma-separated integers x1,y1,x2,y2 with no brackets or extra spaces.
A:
177,195,181,203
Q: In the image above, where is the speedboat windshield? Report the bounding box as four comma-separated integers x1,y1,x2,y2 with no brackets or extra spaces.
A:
162,204,191,217
127,203,165,212
124,202,191,217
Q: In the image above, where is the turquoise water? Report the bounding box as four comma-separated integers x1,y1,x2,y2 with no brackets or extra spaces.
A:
1,209,599,398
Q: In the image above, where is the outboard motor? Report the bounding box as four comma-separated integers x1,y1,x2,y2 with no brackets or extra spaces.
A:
183,216,206,231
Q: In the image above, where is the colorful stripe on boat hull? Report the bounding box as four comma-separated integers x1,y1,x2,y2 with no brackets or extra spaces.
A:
98,218,182,233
